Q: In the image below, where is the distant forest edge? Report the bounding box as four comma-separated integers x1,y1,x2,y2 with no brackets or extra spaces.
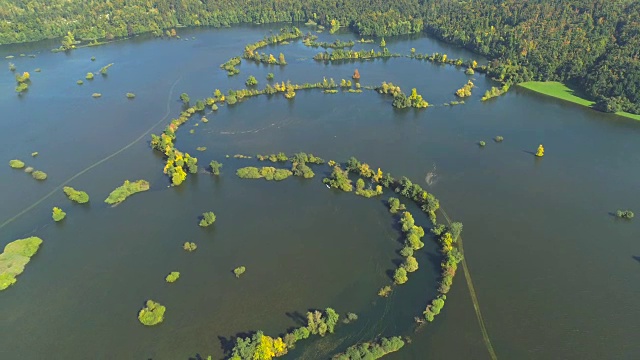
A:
1,0,638,115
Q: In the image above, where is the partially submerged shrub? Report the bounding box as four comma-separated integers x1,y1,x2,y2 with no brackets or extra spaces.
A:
494,136,504,142
24,167,34,173
32,170,47,180
52,207,66,222
138,300,166,326
616,210,634,219
86,72,94,80
378,286,392,297
126,93,135,99
199,211,216,227
92,93,102,98
183,242,197,252
9,159,25,169
165,272,180,283
233,266,246,278
77,80,83,85
479,141,486,147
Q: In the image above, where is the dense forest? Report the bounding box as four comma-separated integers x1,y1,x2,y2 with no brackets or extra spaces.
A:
0,0,638,114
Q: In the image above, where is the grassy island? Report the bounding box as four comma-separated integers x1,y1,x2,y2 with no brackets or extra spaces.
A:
31,170,47,180
183,242,197,252
165,272,180,283
0,236,43,291
199,211,216,227
104,180,149,205
52,207,66,222
138,300,166,326
9,159,25,169
63,186,90,203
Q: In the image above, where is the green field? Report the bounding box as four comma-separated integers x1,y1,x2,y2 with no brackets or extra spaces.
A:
518,82,640,121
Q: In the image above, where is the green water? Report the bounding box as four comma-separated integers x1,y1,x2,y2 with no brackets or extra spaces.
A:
1,25,639,359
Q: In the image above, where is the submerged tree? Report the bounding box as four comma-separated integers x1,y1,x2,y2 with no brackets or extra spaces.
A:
535,144,545,157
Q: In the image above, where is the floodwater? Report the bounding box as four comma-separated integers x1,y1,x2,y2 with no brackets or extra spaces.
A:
1,24,639,360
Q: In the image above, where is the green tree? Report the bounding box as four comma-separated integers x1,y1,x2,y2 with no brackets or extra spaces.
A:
199,211,216,227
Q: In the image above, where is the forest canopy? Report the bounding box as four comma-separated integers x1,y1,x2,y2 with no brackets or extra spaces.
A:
0,0,638,113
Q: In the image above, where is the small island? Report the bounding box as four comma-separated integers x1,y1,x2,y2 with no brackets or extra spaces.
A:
0,236,43,291
138,300,166,326
104,180,150,205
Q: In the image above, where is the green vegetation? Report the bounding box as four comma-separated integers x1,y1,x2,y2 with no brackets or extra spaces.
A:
323,166,352,191
180,93,190,104
266,73,274,80
331,336,405,360
104,180,150,205
481,85,510,101
314,48,401,62
355,178,383,198
378,286,392,297
393,267,408,285
14,71,30,93
257,152,288,162
290,152,323,179
138,300,166,326
519,82,640,121
126,92,135,99
478,141,486,147
31,170,47,180
31,152,38,157
233,266,246,278
245,75,258,87
165,272,180,283
241,27,300,68
209,161,222,175
465,67,474,75
236,167,292,181
303,35,355,49
199,211,216,227
494,136,504,143
343,312,358,324
99,63,113,75
92,93,101,98
455,80,474,98
9,159,25,169
8,62,15,71
77,80,83,85
183,242,197,252
52,207,66,222
0,236,43,291
196,147,206,151
63,186,90,203
91,56,95,61
220,57,241,76
24,167,34,173
376,82,428,109
229,308,342,359
615,210,634,219
379,37,386,47
85,72,94,80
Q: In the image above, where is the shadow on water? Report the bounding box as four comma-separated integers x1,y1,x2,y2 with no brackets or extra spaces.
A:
632,256,640,264
286,311,308,326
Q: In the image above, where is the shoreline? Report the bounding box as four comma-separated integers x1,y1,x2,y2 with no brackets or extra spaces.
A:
518,81,640,121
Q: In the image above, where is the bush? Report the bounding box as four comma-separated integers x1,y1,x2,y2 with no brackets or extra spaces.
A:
52,207,66,222
9,159,25,169
479,141,486,147
402,256,419,272
399,246,414,257
31,152,38,157
138,300,166,326
616,210,634,219
393,267,408,284
199,211,216,227
86,72,94,80
165,272,180,283
344,312,358,324
209,161,222,175
183,242,197,252
104,180,150,205
24,167,34,173
32,170,47,180
267,72,274,80
233,266,246,278
494,136,504,142
91,56,96,61
245,75,258,86
92,93,101,98
126,93,135,99
378,286,392,297
63,186,89,203
77,80,83,85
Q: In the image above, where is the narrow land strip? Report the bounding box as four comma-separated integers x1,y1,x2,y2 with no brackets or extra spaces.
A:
518,82,640,121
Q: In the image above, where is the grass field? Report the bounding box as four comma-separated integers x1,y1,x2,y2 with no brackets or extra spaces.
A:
518,81,640,121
